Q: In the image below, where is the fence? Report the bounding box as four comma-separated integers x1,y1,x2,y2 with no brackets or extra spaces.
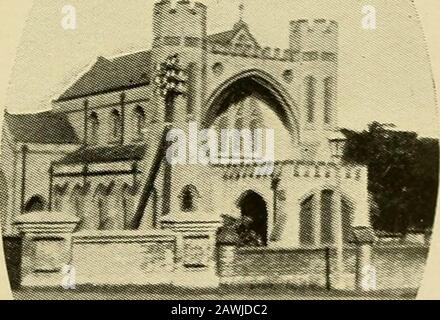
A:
217,244,429,290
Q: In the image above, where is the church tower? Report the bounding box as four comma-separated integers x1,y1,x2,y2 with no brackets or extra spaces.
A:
152,0,208,124
290,19,339,148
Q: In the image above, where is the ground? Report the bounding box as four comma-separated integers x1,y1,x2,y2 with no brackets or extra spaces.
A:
12,284,417,300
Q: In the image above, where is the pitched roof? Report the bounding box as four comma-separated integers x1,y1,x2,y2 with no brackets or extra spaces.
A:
207,20,259,47
207,30,238,45
58,144,147,165
57,50,153,102
57,21,258,102
4,111,79,144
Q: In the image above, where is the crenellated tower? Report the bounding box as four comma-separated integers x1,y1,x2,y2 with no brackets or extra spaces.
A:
152,0,208,124
290,19,338,53
290,19,339,149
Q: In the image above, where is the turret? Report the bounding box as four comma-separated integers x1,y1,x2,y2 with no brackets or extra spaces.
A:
290,19,339,147
290,19,338,54
153,0,207,49
151,0,208,124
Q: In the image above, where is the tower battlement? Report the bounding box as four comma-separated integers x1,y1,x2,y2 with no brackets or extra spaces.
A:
290,19,338,53
153,0,207,49
290,19,338,34
208,43,337,63
208,44,299,62
154,0,207,15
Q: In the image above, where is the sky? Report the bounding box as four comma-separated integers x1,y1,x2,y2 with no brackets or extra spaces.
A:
5,0,439,137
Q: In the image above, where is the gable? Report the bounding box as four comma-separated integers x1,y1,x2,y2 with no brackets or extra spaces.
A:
230,26,259,48
207,21,259,48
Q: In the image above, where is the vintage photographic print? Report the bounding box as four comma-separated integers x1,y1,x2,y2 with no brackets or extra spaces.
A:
0,0,438,301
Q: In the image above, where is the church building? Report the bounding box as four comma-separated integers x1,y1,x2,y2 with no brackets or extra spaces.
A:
1,0,370,253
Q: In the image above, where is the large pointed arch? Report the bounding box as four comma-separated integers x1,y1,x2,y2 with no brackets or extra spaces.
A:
203,69,300,142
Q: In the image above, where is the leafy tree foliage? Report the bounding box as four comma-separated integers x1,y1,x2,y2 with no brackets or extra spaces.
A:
343,122,439,233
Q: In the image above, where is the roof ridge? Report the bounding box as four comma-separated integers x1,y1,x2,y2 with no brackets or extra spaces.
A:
107,49,151,61
5,109,55,117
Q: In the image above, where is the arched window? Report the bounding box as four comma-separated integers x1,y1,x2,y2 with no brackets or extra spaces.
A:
179,185,199,212
218,115,229,130
217,115,229,156
236,100,245,118
24,195,46,213
299,195,314,246
110,109,122,141
133,106,146,140
324,77,334,125
250,106,264,130
234,118,244,130
321,190,335,245
305,76,316,123
88,112,99,145
342,196,354,243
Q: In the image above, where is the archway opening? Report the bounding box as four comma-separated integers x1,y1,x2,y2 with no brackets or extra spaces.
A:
24,195,46,213
238,191,268,246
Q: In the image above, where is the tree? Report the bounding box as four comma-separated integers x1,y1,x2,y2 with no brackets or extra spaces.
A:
343,122,438,233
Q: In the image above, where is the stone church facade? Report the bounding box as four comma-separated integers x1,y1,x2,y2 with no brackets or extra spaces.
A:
1,0,371,287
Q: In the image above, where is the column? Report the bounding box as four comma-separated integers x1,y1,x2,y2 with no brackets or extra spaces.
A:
161,217,222,288
14,212,79,287
120,92,126,145
270,189,286,243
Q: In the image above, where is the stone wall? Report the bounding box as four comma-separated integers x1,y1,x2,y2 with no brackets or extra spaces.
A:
217,244,429,291
11,210,429,290
368,245,428,290
71,230,177,286
217,246,330,287
13,211,222,288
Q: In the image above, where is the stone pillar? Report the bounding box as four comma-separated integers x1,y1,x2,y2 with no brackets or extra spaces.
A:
270,189,287,243
350,226,376,291
14,211,79,287
216,217,240,280
312,191,321,246
160,215,222,288
217,245,236,279
332,189,344,289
